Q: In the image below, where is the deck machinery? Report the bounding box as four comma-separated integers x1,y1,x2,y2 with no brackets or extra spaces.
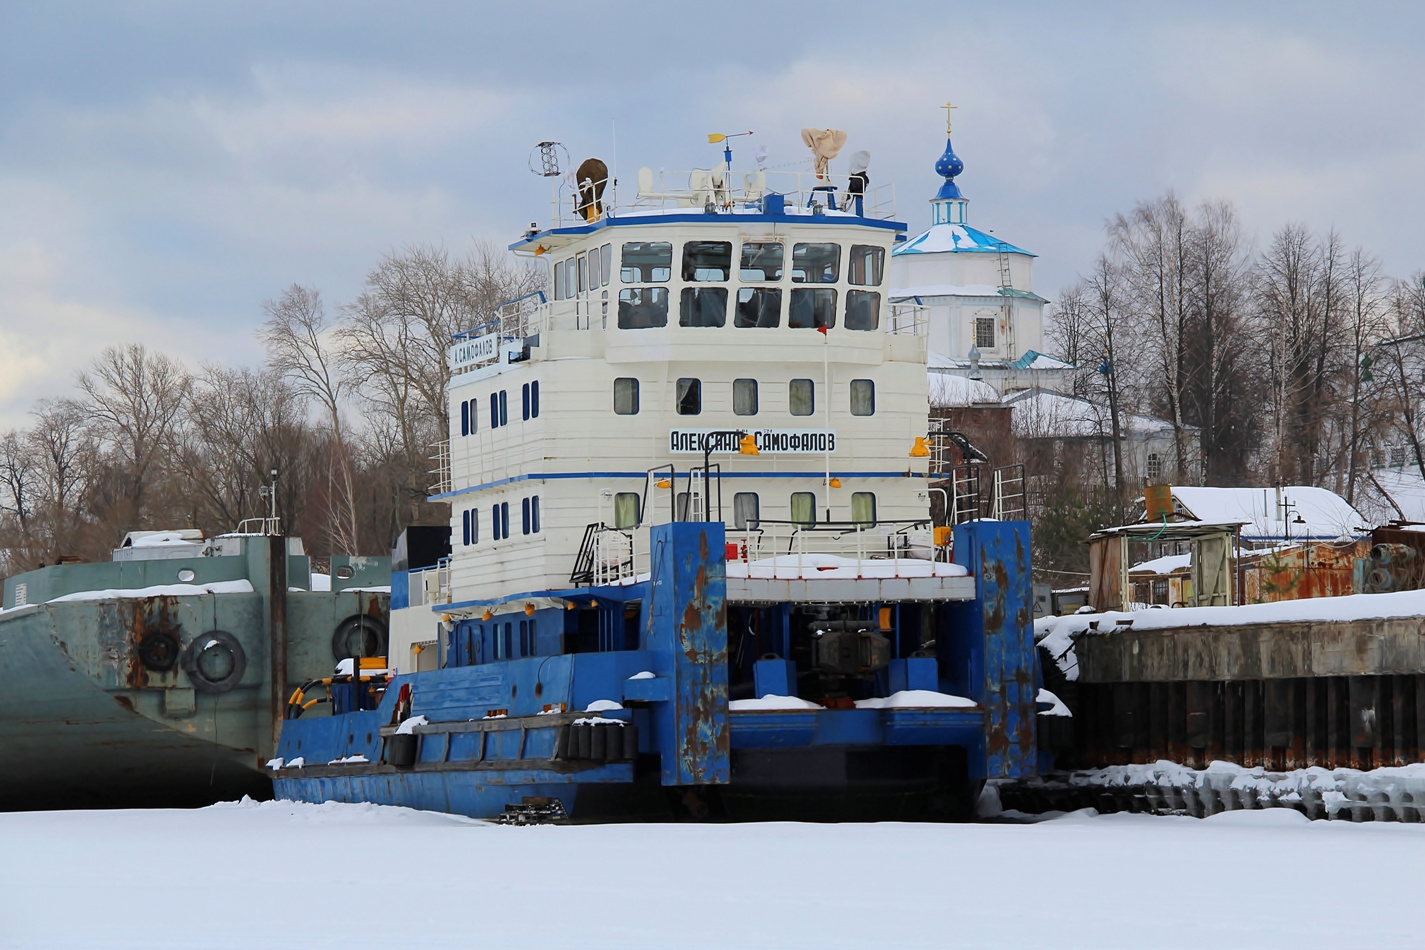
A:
272,139,1040,820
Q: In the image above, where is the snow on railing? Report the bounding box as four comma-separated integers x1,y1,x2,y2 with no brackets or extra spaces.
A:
727,520,937,579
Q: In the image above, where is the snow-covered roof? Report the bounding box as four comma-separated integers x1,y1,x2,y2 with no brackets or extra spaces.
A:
890,283,1048,304
892,222,1035,257
1363,468,1425,523
927,370,1003,407
1005,389,1177,439
1127,553,1191,576
1169,486,1367,543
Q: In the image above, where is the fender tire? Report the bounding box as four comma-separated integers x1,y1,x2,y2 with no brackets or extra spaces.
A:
332,615,389,660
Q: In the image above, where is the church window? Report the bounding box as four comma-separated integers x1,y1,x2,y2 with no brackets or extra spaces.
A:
617,287,669,328
676,378,702,415
621,242,671,282
789,288,836,329
845,291,880,331
789,379,814,416
614,378,640,415
848,245,884,286
682,241,732,281
975,317,996,349
1147,453,1162,480
792,243,840,283
850,379,875,416
733,379,758,416
735,287,781,327
679,288,728,327
740,242,784,281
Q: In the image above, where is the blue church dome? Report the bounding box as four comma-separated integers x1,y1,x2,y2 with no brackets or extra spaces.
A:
934,136,964,200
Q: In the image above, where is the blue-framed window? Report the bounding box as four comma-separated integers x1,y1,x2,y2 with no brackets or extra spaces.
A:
489,391,509,428
491,501,509,540
521,496,541,535
468,399,477,434
522,381,541,421
462,509,471,546
499,390,508,426
460,400,469,436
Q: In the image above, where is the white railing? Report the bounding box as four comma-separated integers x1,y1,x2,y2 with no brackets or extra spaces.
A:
430,440,451,495
233,517,281,536
887,302,929,337
589,526,645,587
727,521,936,578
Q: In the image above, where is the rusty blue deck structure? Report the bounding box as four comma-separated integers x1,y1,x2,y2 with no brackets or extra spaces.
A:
273,519,1039,821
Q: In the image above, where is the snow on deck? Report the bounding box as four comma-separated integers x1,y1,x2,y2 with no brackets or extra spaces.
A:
1037,588,1425,679
47,579,256,603
3,799,1422,948
725,555,967,580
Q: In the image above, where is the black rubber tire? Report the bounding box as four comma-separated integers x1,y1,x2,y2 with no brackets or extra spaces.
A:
137,631,181,672
181,630,247,693
331,615,389,660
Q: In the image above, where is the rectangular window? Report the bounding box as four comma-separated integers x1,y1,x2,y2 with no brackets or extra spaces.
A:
492,504,503,540
493,623,504,660
522,497,531,535
554,261,564,300
588,246,601,290
530,380,539,418
845,290,881,331
789,379,814,416
566,258,576,297
733,378,758,416
735,287,781,328
577,253,587,293
676,378,701,415
788,288,836,329
614,377,640,415
501,502,509,539
733,492,760,529
621,241,672,282
676,491,690,521
791,492,817,527
851,492,877,526
614,492,641,529
976,317,996,349
522,383,531,421
531,495,540,533
679,287,728,327
489,393,499,429
470,508,477,544
467,399,476,433
617,287,669,328
503,622,513,660
460,400,469,437
601,244,612,286
682,241,732,281
740,242,783,281
850,379,875,416
848,245,884,286
462,509,471,546
519,620,529,658
792,243,840,283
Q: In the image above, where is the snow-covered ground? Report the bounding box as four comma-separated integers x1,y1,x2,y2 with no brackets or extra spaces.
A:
3,800,1424,948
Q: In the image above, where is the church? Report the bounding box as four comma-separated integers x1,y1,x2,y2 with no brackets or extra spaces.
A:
890,105,1074,395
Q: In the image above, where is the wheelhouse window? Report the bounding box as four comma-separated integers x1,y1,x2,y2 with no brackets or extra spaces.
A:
850,379,875,416
789,288,836,329
789,379,814,416
679,287,728,327
790,492,817,527
733,492,760,529
588,246,601,289
733,378,758,416
735,287,781,328
845,291,881,331
621,241,672,282
553,261,564,300
792,243,840,283
739,242,784,281
600,244,613,286
682,241,732,281
851,492,877,526
565,259,576,297
618,287,669,328
676,378,702,415
614,492,641,529
848,245,884,286
577,253,587,293
614,377,640,415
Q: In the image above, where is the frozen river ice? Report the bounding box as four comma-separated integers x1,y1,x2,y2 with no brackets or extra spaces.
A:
2,799,1422,949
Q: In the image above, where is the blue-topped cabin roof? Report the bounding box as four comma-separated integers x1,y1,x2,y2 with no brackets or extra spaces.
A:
893,223,1034,258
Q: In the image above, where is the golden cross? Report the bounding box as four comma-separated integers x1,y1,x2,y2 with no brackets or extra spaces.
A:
941,100,958,133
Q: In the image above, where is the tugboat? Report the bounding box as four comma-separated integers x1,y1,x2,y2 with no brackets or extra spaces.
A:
0,519,389,809
271,129,1041,821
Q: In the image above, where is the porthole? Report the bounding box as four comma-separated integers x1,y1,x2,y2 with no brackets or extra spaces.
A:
176,568,196,583
181,630,247,693
334,565,356,581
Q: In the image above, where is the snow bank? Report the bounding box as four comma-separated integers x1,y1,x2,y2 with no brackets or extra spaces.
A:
395,715,427,735
729,695,822,711
585,699,623,712
1037,688,1071,717
48,579,255,603
1037,587,1425,680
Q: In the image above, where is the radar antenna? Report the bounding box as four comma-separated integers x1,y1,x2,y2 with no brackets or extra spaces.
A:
529,142,571,226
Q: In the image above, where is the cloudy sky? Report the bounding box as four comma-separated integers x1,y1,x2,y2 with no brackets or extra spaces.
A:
2,1,1423,427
